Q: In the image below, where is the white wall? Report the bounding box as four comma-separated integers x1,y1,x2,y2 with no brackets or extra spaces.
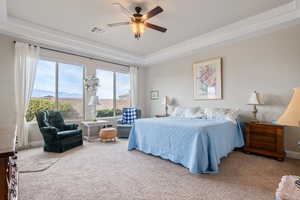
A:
144,24,300,152
0,34,15,129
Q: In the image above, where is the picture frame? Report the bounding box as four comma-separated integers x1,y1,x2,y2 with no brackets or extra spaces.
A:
150,90,159,100
193,57,222,100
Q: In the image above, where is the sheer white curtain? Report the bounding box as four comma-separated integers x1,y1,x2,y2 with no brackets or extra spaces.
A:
14,42,40,147
130,66,138,107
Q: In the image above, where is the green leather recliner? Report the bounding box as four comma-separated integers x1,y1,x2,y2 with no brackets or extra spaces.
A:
35,110,83,153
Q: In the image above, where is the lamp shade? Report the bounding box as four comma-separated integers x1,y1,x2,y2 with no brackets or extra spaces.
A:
162,96,170,105
88,96,100,106
248,91,264,105
277,88,300,126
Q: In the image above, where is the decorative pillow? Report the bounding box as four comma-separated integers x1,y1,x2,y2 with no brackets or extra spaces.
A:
121,108,137,124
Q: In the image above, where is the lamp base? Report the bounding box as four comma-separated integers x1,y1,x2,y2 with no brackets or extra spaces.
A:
252,105,258,121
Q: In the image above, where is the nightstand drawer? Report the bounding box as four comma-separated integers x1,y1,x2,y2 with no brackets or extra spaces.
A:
250,141,276,152
250,126,276,135
251,132,276,143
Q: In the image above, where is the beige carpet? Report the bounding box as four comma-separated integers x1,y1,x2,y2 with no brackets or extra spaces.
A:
19,140,300,200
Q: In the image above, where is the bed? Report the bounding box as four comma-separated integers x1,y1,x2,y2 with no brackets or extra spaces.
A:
128,117,244,174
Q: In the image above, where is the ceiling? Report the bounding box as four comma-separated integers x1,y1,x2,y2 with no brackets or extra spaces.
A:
7,0,293,57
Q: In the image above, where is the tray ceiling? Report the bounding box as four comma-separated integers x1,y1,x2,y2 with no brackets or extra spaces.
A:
7,0,293,56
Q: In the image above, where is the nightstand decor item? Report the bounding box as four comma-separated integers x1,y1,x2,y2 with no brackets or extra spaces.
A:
162,96,171,116
276,88,300,189
247,91,264,122
277,88,300,126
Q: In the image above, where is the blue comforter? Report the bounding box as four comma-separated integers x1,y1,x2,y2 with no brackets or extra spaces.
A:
128,117,244,174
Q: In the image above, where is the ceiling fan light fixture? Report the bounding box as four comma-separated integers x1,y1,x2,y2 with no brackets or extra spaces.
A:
109,4,166,40
131,22,144,39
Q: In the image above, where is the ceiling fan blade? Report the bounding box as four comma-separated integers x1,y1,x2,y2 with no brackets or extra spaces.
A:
107,22,130,27
145,22,167,32
143,6,163,20
112,3,132,17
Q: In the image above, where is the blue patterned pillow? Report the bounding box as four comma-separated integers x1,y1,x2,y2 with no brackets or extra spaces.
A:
121,108,137,124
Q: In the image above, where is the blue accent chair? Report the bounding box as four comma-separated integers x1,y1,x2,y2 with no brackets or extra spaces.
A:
117,108,141,138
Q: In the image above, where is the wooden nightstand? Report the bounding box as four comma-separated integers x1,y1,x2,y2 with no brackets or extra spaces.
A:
155,114,169,118
244,122,285,161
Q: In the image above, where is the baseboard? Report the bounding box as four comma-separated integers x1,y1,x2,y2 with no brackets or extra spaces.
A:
29,140,44,148
286,150,300,160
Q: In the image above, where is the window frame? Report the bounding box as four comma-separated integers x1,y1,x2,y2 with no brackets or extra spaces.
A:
95,68,131,119
34,56,85,121
34,49,131,121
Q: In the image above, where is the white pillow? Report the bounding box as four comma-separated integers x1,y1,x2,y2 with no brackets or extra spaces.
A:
171,106,200,118
171,106,185,117
225,109,240,123
204,108,240,123
193,109,206,119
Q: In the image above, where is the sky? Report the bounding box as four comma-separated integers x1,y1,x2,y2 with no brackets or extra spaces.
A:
33,59,130,99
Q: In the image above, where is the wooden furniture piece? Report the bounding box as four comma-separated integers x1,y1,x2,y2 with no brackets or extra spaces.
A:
244,122,285,161
275,175,300,200
81,120,109,142
0,130,18,200
99,128,118,142
155,114,169,118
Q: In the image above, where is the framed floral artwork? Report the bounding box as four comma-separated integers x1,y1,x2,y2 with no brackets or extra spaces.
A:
193,57,222,100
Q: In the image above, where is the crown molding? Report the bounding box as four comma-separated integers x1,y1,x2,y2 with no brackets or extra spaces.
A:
1,1,300,66
0,16,143,65
144,1,300,65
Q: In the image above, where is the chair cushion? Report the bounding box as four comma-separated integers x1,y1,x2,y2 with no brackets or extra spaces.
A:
117,124,133,128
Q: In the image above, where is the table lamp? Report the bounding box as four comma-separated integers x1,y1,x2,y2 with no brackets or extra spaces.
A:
162,96,171,116
248,91,264,122
88,96,100,121
277,88,300,189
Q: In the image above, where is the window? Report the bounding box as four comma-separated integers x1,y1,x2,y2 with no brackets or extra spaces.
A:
26,59,84,121
96,69,114,117
96,69,130,118
116,72,130,112
58,63,84,120
26,60,56,122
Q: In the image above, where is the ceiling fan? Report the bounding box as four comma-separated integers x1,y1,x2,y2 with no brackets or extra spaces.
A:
108,3,167,40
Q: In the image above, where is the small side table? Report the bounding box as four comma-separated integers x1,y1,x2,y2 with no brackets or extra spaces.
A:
275,175,300,200
81,120,109,142
155,114,169,118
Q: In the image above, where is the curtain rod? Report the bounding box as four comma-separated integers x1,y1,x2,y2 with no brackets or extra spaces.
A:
13,41,130,68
